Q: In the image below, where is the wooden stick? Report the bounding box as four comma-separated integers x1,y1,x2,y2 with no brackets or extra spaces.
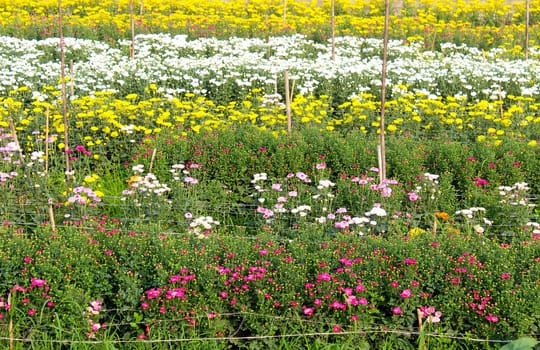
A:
58,0,72,181
49,203,56,233
379,0,390,183
525,0,530,60
130,0,135,59
283,0,287,28
69,59,74,95
148,148,157,173
45,107,50,173
285,70,292,134
8,292,13,350
331,0,335,61
7,117,23,161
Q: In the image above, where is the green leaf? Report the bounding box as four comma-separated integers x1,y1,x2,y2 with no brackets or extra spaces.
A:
499,337,538,350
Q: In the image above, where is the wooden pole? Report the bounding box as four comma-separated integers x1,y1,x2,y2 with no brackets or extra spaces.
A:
8,292,13,350
58,0,71,181
7,117,23,161
283,0,287,28
525,0,530,60
331,0,335,61
69,59,74,95
130,0,135,59
285,70,292,134
379,0,390,183
45,107,50,173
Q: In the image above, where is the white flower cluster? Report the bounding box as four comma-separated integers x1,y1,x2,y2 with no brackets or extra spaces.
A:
2,34,540,100
189,216,220,238
455,207,486,219
498,182,535,207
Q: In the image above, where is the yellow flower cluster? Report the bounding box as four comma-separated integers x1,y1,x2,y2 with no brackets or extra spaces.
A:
0,86,537,155
0,0,534,51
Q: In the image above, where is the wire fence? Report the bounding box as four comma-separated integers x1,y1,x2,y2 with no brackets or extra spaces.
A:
0,309,526,346
1,194,538,244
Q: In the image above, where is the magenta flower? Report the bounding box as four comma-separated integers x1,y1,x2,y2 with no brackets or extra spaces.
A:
404,258,417,265
501,273,510,279
393,307,403,315
400,289,412,298
485,314,499,323
473,177,489,186
317,273,332,282
31,278,47,288
303,307,314,316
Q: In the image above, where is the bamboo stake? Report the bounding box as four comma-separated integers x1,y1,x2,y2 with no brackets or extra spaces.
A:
285,70,292,134
45,107,55,233
379,0,390,183
148,148,157,173
7,117,23,161
45,107,50,173
525,0,530,60
8,292,13,350
130,0,135,59
331,0,335,61
69,59,74,95
283,0,287,28
48,203,56,233
58,0,72,181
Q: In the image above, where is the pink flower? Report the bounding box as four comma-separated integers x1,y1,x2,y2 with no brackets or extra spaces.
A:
404,258,417,265
141,302,150,310
31,278,47,288
400,289,412,298
501,273,510,279
408,192,419,201
485,314,499,323
392,307,403,315
28,308,36,316
317,273,332,282
303,307,314,316
332,325,342,333
473,177,489,186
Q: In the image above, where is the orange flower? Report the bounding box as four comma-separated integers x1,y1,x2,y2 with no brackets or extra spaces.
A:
435,211,450,221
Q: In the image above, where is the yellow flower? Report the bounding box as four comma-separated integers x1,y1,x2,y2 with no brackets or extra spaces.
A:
408,227,427,238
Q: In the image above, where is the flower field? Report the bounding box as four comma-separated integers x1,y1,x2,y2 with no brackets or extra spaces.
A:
0,0,539,349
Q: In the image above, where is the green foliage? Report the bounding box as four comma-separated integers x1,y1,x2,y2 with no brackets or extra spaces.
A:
499,337,538,350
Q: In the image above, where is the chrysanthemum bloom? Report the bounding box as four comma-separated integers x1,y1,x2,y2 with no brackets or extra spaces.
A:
435,211,450,220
